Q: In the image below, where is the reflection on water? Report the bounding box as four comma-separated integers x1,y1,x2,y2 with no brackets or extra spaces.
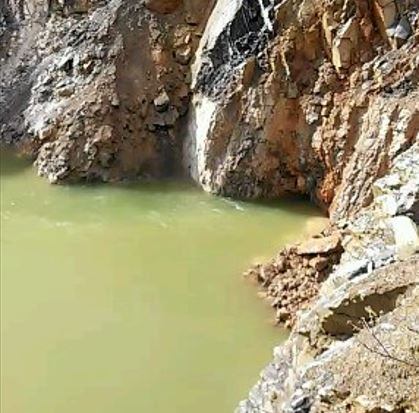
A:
1,151,326,413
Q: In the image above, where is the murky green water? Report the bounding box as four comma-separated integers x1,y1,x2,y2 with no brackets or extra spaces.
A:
1,152,325,413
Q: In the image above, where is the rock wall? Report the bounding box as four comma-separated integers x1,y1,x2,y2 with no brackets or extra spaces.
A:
188,0,418,221
1,0,214,182
238,256,419,413
237,143,419,413
1,0,417,220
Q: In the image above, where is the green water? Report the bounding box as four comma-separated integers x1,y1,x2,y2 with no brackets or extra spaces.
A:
1,152,325,413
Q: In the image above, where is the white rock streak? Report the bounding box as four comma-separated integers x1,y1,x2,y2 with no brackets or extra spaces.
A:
257,0,274,32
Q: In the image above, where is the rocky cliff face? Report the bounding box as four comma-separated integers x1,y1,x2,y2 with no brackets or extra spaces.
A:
1,1,418,412
238,144,419,413
3,0,417,218
1,0,214,182
188,0,418,221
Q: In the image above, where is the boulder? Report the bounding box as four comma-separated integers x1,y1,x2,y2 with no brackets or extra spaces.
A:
389,216,419,259
297,233,342,256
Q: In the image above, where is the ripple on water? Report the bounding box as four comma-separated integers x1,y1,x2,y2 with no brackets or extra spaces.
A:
1,151,326,413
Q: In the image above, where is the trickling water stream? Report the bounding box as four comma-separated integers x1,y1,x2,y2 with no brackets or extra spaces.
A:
1,151,326,413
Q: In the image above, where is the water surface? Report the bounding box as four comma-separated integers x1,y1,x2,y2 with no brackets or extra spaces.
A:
1,152,325,413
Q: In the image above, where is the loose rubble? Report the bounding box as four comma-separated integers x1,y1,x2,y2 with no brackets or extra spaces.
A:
246,231,343,328
237,142,419,413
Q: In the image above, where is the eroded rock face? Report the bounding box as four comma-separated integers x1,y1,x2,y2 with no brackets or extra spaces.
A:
1,0,214,182
237,144,419,413
1,0,417,219
187,0,418,221
238,256,419,413
298,283,419,413
145,0,183,15
29,1,193,183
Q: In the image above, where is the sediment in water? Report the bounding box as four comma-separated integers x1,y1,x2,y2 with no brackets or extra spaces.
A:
1,1,418,412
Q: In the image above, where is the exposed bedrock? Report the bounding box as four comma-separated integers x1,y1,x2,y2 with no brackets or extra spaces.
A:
187,0,419,222
238,257,419,413
237,139,419,413
1,0,214,182
1,0,418,334
1,0,417,222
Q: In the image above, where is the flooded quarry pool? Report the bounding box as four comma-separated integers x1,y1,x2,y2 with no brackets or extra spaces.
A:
1,152,325,413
